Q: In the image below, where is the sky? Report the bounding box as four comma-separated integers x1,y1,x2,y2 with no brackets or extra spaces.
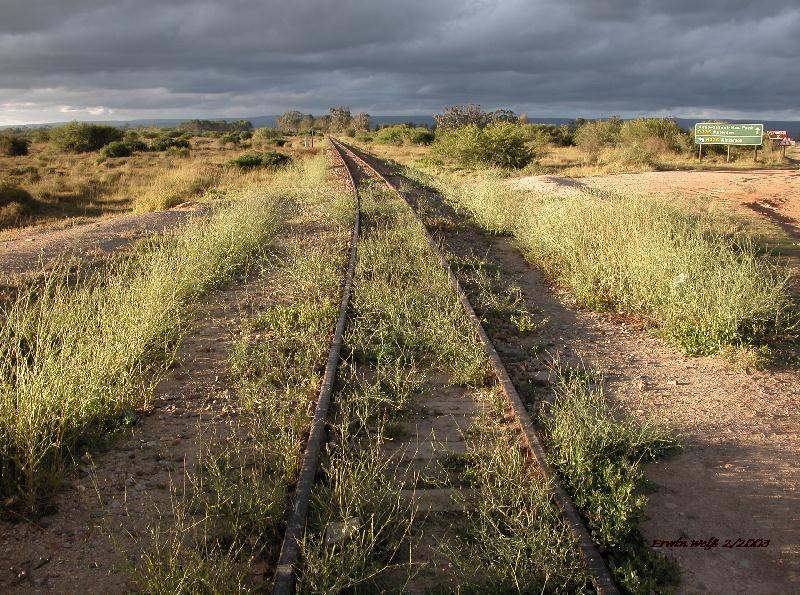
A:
1,0,799,125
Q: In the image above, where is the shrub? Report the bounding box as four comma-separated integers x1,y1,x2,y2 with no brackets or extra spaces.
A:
619,118,690,154
407,128,435,145
31,129,51,143
150,136,191,151
228,151,291,170
574,119,621,155
433,123,532,168
166,146,191,158
0,135,30,156
49,122,124,152
375,126,408,145
100,141,134,158
375,125,436,146
524,124,573,147
252,128,283,144
0,182,37,229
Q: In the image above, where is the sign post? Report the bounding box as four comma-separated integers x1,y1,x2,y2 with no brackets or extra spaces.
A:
694,123,764,162
779,136,791,158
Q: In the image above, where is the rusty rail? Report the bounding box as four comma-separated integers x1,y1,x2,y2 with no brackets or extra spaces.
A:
271,145,360,595
329,138,620,595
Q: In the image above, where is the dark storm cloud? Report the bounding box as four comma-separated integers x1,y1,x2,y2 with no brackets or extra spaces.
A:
1,0,798,123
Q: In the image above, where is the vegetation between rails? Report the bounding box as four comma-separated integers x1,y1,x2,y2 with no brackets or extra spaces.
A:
295,183,604,592
437,172,796,355
298,185,488,592
0,157,332,514
445,385,591,593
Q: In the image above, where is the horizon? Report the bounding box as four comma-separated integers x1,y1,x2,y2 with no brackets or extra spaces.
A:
5,113,800,129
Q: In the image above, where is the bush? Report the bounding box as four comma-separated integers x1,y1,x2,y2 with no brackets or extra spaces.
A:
0,182,37,229
49,122,124,152
433,123,532,168
574,119,621,155
524,124,573,147
150,136,191,151
0,135,30,156
166,146,191,158
228,151,291,170
619,118,690,154
375,126,408,145
375,125,435,146
101,141,134,158
252,128,283,144
407,128,435,145
31,129,51,143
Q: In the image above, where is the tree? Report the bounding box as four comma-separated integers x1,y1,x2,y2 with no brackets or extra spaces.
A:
299,114,315,132
434,105,521,130
328,106,352,132
313,115,331,132
276,110,303,132
434,104,490,129
488,109,519,124
352,112,372,132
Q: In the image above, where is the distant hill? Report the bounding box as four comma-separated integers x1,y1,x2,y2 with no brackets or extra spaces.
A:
3,115,799,138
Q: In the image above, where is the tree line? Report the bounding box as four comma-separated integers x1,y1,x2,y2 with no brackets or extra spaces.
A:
276,107,371,133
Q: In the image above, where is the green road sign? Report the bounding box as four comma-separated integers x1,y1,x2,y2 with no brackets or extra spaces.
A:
695,123,763,145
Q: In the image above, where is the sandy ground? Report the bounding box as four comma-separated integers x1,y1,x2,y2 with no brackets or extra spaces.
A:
513,168,800,267
373,157,800,594
0,202,206,279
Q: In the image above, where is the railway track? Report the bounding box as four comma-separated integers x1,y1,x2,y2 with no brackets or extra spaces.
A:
271,138,619,594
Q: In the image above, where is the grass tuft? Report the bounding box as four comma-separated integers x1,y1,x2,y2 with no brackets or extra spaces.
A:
440,172,796,355
541,361,680,593
0,179,293,512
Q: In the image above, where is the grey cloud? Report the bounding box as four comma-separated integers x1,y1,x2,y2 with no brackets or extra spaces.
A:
0,0,798,124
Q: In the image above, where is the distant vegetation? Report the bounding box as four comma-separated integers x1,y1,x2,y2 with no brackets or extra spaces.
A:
178,119,253,133
0,134,30,156
276,107,371,133
49,122,124,152
374,124,434,146
229,151,291,170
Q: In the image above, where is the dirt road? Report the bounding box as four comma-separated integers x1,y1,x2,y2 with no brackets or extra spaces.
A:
0,203,206,279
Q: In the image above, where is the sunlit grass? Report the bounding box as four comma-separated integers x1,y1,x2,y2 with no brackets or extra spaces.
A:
439,172,796,355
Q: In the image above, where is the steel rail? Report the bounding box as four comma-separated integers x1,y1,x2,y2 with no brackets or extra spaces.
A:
330,138,620,595
271,144,361,595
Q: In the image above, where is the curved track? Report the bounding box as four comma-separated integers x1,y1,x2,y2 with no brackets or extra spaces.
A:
272,138,619,594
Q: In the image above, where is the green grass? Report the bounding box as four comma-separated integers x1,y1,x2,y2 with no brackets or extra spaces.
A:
0,196,279,513
541,362,680,593
348,186,488,385
132,161,352,590
444,386,591,593
0,156,331,514
439,172,796,355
